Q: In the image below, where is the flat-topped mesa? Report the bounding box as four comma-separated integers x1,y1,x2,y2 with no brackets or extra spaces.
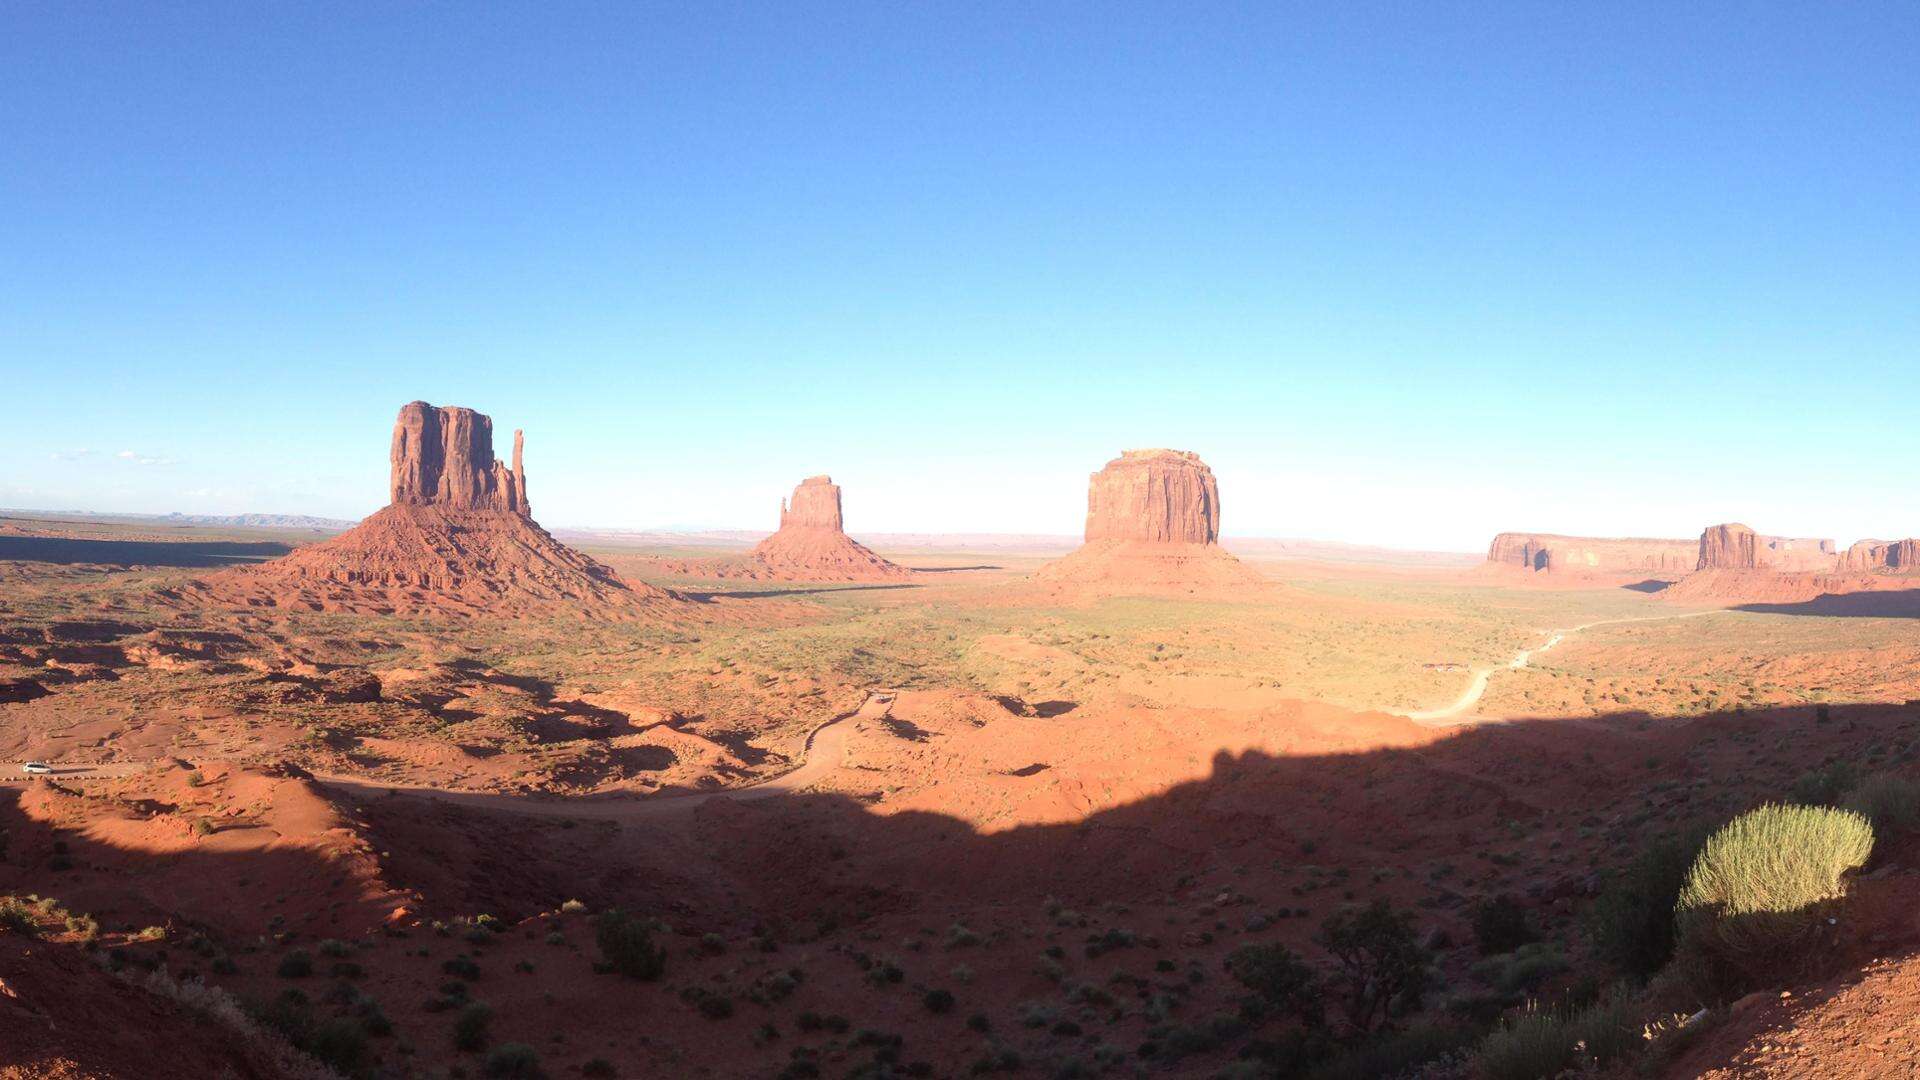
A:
1487,532,1696,574
778,475,844,531
1036,448,1259,592
1084,449,1221,545
1696,523,1838,572
1842,538,1920,573
390,401,527,515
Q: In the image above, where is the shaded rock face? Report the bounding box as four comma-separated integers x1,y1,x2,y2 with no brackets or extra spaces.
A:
1084,449,1221,545
390,401,527,514
1487,533,1695,574
779,475,844,532
1697,523,1838,572
1843,539,1920,573
0,677,50,704
1699,523,1760,569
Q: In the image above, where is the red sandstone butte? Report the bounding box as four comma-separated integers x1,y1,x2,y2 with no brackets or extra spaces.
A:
1695,523,1837,572
196,402,673,616
1036,449,1260,591
1841,538,1920,573
1485,532,1696,575
747,476,914,582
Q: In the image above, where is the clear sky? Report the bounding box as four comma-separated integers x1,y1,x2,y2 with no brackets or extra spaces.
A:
3,4,1915,551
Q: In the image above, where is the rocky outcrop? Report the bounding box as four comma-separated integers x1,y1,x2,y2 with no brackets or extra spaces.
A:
390,401,527,514
1085,449,1221,545
1037,449,1259,592
1841,539,1920,573
196,403,674,616
1486,532,1696,574
779,475,843,531
747,476,913,582
1697,524,1837,572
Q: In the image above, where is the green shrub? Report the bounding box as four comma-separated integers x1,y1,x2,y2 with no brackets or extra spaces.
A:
276,950,314,978
455,1001,493,1051
0,896,39,937
1584,828,1707,978
307,1018,369,1074
1470,895,1534,955
922,988,955,1013
1675,803,1873,988
1316,900,1428,1032
1307,1022,1472,1080
484,1042,542,1077
1845,772,1920,833
1470,942,1567,996
1789,761,1861,807
594,909,666,980
1474,990,1641,1080
1224,942,1322,1026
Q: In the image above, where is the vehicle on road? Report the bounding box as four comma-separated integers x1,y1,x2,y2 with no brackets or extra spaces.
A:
20,762,53,775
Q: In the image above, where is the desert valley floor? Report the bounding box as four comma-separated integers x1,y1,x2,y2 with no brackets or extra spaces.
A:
5,514,1920,1079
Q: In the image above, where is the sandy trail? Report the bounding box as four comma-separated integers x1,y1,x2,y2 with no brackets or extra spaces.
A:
0,760,150,788
1407,610,1722,725
312,690,892,820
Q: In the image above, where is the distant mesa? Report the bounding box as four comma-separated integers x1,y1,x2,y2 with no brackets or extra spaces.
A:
1485,532,1695,575
1842,538,1920,573
191,402,675,616
1667,521,1917,606
1695,522,1836,572
1035,449,1262,592
747,476,915,582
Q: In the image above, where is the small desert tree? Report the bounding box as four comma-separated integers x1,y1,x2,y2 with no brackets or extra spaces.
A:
1316,900,1428,1032
1675,803,1873,989
1224,942,1323,1028
594,908,667,981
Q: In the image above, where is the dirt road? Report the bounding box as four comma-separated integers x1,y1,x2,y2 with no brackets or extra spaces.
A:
1407,610,1722,724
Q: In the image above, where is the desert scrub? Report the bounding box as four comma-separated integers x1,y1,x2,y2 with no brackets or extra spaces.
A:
1845,772,1920,833
483,1042,542,1077
1675,803,1873,988
1789,761,1861,807
275,949,314,978
593,908,666,980
454,1001,493,1050
0,896,39,936
1583,826,1708,979
1473,990,1641,1080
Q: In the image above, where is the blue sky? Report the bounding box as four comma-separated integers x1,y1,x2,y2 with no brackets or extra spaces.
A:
3,4,1914,550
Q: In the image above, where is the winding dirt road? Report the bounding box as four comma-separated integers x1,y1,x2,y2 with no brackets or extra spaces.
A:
312,690,892,820
1407,610,1722,725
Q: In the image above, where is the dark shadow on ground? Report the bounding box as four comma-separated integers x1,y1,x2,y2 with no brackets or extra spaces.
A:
0,535,294,567
1735,588,1920,619
9,698,1920,1077
1622,579,1675,594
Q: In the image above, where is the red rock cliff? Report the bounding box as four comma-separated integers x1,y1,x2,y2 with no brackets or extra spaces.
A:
779,475,844,531
1697,523,1837,572
1084,449,1221,545
389,401,527,514
1487,532,1695,573
1842,538,1920,572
